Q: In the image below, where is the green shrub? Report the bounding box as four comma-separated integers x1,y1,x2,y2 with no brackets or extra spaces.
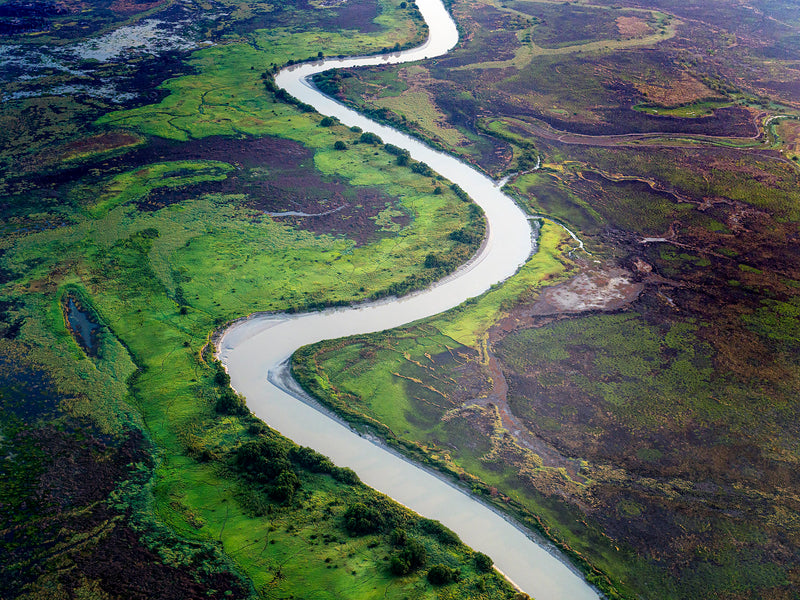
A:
390,537,427,575
474,552,493,572
360,132,382,145
427,564,459,585
419,518,460,545
344,502,384,535
234,438,292,481
215,389,248,416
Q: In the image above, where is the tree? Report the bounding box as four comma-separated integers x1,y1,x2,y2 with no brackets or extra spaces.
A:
359,131,382,145
333,140,347,150
419,518,460,545
343,502,384,535
424,254,440,269
427,564,458,585
269,469,300,502
389,537,426,575
215,389,248,416
474,552,493,573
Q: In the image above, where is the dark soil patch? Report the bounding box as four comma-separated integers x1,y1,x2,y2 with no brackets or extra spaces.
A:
441,5,526,68
130,135,408,245
531,105,757,137
0,353,61,423
232,0,382,37
0,420,249,600
34,426,151,511
74,523,249,600
59,132,142,159
507,1,623,49
110,0,167,15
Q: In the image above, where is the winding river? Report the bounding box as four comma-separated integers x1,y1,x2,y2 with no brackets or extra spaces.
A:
216,2,599,598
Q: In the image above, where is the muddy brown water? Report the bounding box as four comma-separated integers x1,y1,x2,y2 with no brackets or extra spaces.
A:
218,2,599,597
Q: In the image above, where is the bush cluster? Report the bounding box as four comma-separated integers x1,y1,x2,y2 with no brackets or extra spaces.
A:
388,528,427,575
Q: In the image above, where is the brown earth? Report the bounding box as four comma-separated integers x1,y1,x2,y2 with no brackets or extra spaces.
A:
110,0,168,14
616,16,651,38
633,72,722,107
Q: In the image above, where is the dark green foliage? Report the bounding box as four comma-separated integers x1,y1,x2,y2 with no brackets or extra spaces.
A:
419,518,460,545
174,285,188,307
288,445,361,485
450,184,470,202
320,116,336,127
474,552,493,572
427,564,459,585
343,502,384,535
247,420,270,436
359,132,382,145
389,537,427,575
233,438,304,503
269,469,300,502
389,527,408,546
410,161,434,177
424,254,440,268
263,73,315,112
390,555,412,575
387,144,412,167
517,151,538,170
449,228,480,245
332,466,360,485
234,438,292,482
334,140,347,150
215,389,248,416
290,445,335,472
384,143,409,157
214,369,231,386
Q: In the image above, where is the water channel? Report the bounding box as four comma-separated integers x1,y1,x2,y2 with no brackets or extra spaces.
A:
216,2,599,598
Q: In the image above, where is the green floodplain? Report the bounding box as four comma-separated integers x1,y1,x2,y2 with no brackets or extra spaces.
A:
3,0,800,599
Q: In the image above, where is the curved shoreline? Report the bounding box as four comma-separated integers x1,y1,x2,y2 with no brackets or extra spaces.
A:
216,2,599,598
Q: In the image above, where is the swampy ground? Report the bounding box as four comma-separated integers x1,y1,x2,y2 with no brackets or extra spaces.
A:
0,0,516,598
296,1,800,598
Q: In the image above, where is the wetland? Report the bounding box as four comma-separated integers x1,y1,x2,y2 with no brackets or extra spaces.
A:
4,0,800,598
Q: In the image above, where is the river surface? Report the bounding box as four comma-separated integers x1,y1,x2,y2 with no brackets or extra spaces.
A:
217,2,599,598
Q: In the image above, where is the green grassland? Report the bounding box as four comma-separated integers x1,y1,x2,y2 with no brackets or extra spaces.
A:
0,0,525,597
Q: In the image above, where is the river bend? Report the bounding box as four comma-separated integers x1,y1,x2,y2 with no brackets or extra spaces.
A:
216,2,598,598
